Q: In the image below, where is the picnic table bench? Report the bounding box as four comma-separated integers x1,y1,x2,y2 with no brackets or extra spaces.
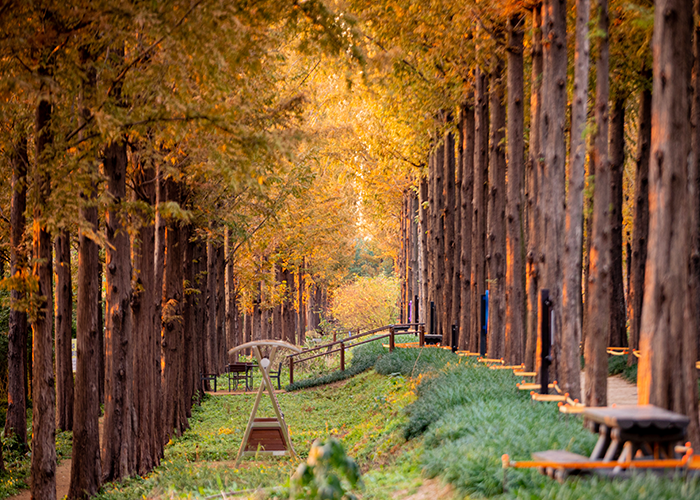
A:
504,404,694,481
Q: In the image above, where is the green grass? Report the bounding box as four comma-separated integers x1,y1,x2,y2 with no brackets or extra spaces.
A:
95,370,414,499
405,357,700,499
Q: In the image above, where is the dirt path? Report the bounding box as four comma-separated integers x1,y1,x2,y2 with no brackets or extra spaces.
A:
580,372,638,406
9,459,71,500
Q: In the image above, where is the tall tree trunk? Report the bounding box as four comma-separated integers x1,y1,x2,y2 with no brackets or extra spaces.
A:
525,5,543,371
6,135,28,448
55,230,74,432
419,177,429,329
298,260,306,344
98,251,104,407
691,0,700,360
195,241,208,392
487,56,506,360
102,136,135,481
428,152,436,332
540,0,567,380
180,225,193,425
206,234,217,375
472,67,489,353
31,83,56,500
216,245,225,368
153,163,165,450
131,161,156,475
161,177,185,440
68,50,101,499
435,139,445,337
443,123,456,345
584,0,611,408
68,181,102,500
412,190,421,324
639,0,699,445
506,14,525,365
459,103,474,351
561,0,590,400
225,228,236,360
609,98,627,348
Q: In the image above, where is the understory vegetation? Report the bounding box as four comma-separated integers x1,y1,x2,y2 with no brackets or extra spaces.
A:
3,345,699,499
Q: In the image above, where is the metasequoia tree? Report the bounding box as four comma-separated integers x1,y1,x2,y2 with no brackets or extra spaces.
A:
458,103,474,351
6,134,29,448
584,0,611,408
471,67,488,353
539,0,567,380
443,123,456,344
487,54,506,359
31,60,57,500
627,75,651,363
505,14,525,365
525,5,543,371
608,97,626,348
54,229,73,432
638,0,699,443
560,0,590,400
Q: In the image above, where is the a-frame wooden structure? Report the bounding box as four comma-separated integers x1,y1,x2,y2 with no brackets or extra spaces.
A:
228,340,302,465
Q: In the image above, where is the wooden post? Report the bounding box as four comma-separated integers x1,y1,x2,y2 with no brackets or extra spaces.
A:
419,324,425,347
539,289,552,395
340,342,345,371
389,327,395,352
289,357,294,385
333,332,337,343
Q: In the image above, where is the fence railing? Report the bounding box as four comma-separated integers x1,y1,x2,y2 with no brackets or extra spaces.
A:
286,323,425,384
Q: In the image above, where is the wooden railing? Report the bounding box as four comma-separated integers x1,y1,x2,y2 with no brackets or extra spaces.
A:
286,323,425,384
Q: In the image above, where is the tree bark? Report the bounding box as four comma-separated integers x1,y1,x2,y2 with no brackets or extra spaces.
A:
525,5,543,371
102,136,135,481
153,162,165,449
506,14,525,365
161,177,185,441
487,56,507,360
639,0,699,445
443,123,456,345
298,260,306,344
609,98,627,348
55,230,73,432
691,0,700,360
6,135,28,448
225,228,236,359
206,233,217,375
216,244,225,368
68,181,102,500
561,0,590,400
584,0,611,408
419,177,429,329
540,0,567,381
31,83,56,500
472,67,489,353
459,103,474,351
181,225,194,424
131,160,157,474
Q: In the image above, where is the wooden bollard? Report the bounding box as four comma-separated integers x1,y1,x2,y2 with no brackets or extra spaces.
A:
289,357,294,385
389,326,395,352
340,342,345,371
419,324,425,347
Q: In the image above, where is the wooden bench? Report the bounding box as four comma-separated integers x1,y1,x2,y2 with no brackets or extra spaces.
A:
531,450,591,481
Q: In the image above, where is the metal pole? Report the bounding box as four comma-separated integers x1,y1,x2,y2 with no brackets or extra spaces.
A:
480,294,488,356
414,294,419,324
451,324,458,353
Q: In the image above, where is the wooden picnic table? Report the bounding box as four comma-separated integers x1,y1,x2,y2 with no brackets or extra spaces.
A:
584,405,690,463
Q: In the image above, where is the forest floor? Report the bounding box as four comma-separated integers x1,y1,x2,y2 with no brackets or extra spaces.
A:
6,350,698,500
